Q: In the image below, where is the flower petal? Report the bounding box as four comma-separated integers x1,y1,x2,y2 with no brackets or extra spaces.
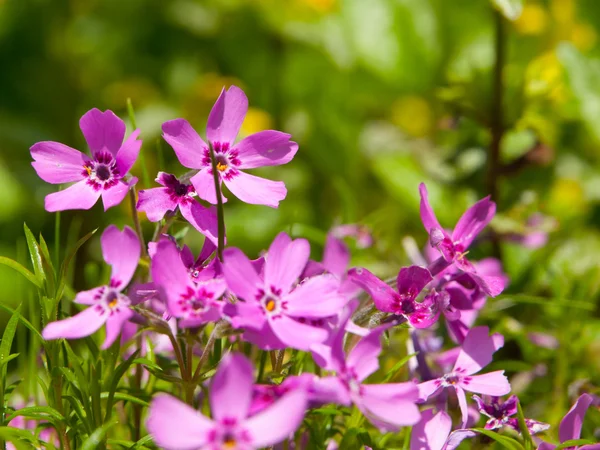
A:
410,409,451,450
42,306,107,341
146,394,212,450
270,315,328,351
397,266,433,297
151,238,193,305
137,187,178,222
347,327,385,381
210,354,254,421
245,388,307,448
234,130,298,169
224,171,287,208
74,286,105,305
44,180,101,212
30,141,89,184
417,379,443,402
116,129,142,175
559,393,594,443
191,167,226,205
453,326,503,375
347,268,396,313
460,371,511,397
102,307,133,349
179,201,219,245
161,119,206,169
222,247,263,301
358,388,420,431
419,183,446,239
101,178,136,211
101,225,141,289
264,233,310,295
322,234,350,278
284,275,347,318
207,85,248,145
452,196,496,248
79,108,126,157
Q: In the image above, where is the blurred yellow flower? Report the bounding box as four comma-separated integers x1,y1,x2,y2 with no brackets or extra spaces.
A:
524,51,566,104
391,96,433,138
548,178,587,219
571,23,597,51
550,0,575,26
241,108,274,136
514,4,548,35
301,0,337,13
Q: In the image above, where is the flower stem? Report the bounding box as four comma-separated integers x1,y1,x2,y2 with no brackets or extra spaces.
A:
128,188,147,258
208,142,226,260
192,321,225,383
127,98,150,188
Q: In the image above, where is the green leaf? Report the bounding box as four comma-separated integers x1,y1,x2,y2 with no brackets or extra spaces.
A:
516,399,534,450
0,426,40,450
6,406,65,424
56,228,97,300
106,438,152,450
473,428,525,450
0,353,19,367
24,223,45,285
104,350,140,422
0,306,21,367
339,428,364,450
100,391,149,407
555,439,596,450
39,233,56,291
130,435,154,449
81,419,118,450
0,256,42,288
491,0,523,20
383,352,417,382
132,357,162,372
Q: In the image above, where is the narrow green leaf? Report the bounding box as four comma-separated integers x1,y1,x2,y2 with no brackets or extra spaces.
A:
62,395,92,434
6,406,65,424
0,353,19,367
100,391,149,407
516,400,534,450
130,435,154,449
0,307,21,366
56,228,97,300
106,438,152,450
80,419,118,450
383,352,417,382
131,357,162,371
23,223,45,285
38,233,56,293
104,350,140,422
555,439,596,450
0,426,39,450
0,256,42,288
473,428,525,450
0,304,43,341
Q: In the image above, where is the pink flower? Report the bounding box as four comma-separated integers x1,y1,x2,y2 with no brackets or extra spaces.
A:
146,354,308,450
42,226,140,349
311,308,421,432
162,85,298,208
137,172,219,244
419,183,505,297
417,326,511,427
222,232,348,351
410,409,476,450
31,109,141,212
151,237,225,328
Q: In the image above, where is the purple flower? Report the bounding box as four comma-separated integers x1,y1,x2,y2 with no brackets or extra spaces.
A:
222,232,348,351
410,409,477,450
31,109,141,212
417,326,511,427
42,225,140,349
473,395,549,435
162,85,298,208
419,183,505,297
146,354,307,450
137,172,219,244
151,237,225,328
311,309,421,431
348,265,443,328
538,394,600,450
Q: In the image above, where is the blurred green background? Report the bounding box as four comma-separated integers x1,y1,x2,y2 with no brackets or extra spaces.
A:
1,0,600,434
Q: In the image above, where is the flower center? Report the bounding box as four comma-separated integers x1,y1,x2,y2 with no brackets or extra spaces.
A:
265,297,277,312
106,291,119,309
95,164,111,181
222,435,237,449
83,154,120,191
174,182,189,197
216,161,228,172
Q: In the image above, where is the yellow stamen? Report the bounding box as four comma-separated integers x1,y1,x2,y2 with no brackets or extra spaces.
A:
223,437,236,449
84,166,92,176
108,298,119,309
265,298,276,312
216,162,228,172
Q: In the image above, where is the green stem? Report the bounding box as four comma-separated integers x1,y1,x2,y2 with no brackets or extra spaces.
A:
208,142,226,260
127,98,150,188
192,321,224,383
128,188,147,258
54,207,61,269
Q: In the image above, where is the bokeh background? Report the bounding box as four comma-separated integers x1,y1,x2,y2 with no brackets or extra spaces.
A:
1,0,600,436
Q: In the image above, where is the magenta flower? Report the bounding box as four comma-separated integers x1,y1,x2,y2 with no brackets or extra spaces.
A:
311,312,421,431
222,232,348,351
31,109,141,212
151,238,225,328
538,394,600,450
146,354,307,450
162,85,298,208
137,172,218,244
419,183,505,297
472,395,549,435
42,226,140,349
410,409,476,450
349,265,443,328
417,326,511,427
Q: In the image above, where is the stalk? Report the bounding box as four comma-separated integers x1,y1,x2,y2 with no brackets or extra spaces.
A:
207,142,226,260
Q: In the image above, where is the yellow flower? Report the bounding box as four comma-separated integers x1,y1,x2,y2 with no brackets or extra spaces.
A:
391,96,433,138
571,23,597,51
514,4,548,35
241,108,274,136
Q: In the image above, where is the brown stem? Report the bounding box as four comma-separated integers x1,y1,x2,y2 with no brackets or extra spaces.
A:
274,349,286,374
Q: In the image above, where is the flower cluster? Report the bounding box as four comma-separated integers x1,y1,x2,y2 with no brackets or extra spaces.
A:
22,85,598,449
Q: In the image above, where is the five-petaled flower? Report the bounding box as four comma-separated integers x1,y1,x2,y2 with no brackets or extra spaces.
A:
42,225,140,349
31,108,141,212
162,85,298,208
